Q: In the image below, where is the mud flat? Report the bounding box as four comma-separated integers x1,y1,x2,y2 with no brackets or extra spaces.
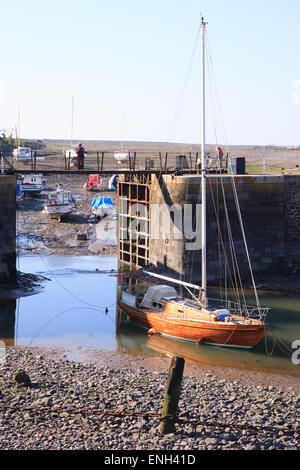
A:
0,346,299,450
16,174,118,257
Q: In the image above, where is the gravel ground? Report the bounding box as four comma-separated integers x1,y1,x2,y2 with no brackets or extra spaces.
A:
0,347,299,451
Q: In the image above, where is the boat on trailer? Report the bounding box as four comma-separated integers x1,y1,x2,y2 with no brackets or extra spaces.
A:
118,18,270,349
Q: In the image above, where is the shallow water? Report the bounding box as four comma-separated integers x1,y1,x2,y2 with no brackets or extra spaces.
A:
1,255,300,377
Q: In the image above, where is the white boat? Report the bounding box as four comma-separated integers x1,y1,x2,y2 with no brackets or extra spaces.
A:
44,188,76,221
114,152,130,164
19,174,45,195
91,197,114,218
108,174,119,190
13,147,32,161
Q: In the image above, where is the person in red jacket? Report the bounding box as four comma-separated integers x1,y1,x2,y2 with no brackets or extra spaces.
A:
76,143,85,169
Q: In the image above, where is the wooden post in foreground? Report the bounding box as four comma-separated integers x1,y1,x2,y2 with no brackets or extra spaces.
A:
159,356,185,434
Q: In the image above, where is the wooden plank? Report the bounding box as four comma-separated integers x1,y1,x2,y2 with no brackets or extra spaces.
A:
159,356,185,434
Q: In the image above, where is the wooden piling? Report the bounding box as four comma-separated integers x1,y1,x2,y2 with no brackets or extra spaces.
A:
164,153,168,172
159,152,163,171
159,356,185,434
101,152,104,173
133,152,136,171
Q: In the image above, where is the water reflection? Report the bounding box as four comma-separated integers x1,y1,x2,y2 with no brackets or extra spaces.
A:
116,318,300,376
115,281,300,377
0,255,118,350
0,255,299,377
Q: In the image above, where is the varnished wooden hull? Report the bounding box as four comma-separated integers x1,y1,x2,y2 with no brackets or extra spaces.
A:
118,302,266,349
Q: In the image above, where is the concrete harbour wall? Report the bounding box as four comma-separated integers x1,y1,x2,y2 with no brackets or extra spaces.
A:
0,175,17,285
148,174,300,285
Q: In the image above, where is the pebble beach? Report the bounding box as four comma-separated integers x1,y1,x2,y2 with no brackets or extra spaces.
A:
0,346,299,451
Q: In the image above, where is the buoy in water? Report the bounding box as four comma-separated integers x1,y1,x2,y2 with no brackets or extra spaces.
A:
148,328,157,336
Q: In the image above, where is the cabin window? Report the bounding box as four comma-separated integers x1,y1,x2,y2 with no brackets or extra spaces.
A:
153,302,163,309
178,309,184,314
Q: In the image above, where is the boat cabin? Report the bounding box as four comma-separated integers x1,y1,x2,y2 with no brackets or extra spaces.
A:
13,147,32,161
124,284,233,323
47,190,74,206
19,174,45,193
139,285,177,308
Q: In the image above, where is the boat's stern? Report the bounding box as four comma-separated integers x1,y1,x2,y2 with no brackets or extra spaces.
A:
121,290,137,308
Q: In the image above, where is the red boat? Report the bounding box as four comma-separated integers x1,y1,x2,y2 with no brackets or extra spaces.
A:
84,174,103,191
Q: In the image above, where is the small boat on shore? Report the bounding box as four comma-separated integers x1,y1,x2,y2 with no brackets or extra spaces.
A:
108,174,119,191
84,174,103,191
12,147,32,162
114,152,130,164
43,188,76,222
19,174,45,195
91,197,114,219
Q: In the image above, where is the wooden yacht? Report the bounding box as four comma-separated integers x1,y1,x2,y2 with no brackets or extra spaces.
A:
118,18,270,349
119,276,268,349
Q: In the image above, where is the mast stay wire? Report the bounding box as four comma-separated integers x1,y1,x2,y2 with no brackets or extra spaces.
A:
166,26,201,146
163,25,201,291
28,305,115,347
205,33,262,316
205,36,247,312
206,45,291,354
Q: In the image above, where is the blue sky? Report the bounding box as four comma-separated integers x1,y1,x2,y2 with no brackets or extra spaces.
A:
1,0,300,145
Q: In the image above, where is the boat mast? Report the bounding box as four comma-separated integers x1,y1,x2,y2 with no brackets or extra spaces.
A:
17,106,21,149
200,18,207,308
71,96,74,147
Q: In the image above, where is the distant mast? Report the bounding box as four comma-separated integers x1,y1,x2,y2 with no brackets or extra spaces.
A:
71,96,74,147
17,106,21,148
201,17,207,307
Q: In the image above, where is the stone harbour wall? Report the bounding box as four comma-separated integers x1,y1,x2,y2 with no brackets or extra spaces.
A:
149,174,300,285
0,175,17,285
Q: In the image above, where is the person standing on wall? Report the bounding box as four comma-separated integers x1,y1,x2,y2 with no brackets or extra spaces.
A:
76,143,85,169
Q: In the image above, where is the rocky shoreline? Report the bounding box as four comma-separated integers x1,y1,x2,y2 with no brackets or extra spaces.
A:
0,346,299,450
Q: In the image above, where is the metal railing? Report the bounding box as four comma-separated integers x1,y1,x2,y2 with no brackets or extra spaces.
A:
1,150,228,175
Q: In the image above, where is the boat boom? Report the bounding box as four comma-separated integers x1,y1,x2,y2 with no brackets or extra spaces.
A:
142,270,202,292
